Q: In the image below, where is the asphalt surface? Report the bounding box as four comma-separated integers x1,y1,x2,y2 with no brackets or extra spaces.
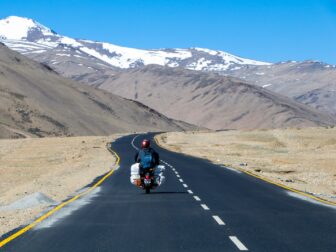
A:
2,133,336,251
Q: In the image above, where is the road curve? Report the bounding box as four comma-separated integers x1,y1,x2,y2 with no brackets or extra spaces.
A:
1,133,336,251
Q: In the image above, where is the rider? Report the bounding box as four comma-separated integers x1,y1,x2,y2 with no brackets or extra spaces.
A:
135,139,160,174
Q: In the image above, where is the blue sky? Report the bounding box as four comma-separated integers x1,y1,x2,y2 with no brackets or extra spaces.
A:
0,0,335,63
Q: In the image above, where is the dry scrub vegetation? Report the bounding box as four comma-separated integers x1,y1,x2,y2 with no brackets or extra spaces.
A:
0,135,120,236
157,127,336,203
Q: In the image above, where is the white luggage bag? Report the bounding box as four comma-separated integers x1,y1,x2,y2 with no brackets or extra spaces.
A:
130,163,166,187
130,163,141,186
154,165,166,186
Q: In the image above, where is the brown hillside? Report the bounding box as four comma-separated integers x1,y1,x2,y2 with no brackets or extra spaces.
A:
97,66,335,130
0,44,193,138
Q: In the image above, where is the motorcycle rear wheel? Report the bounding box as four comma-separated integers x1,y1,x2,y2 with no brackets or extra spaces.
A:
145,187,150,194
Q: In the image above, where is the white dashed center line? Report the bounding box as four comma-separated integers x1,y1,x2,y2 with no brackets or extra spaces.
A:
229,236,248,251
201,204,210,210
193,196,201,201
212,215,225,225
132,135,249,251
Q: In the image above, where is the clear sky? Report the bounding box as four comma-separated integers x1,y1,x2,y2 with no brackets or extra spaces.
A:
0,0,335,64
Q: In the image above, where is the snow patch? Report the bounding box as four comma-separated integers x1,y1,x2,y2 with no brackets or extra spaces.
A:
207,63,230,71
59,36,82,48
167,62,179,67
0,16,54,40
56,53,70,57
187,58,213,70
30,49,47,54
194,47,218,56
96,63,109,67
100,43,192,68
231,66,241,71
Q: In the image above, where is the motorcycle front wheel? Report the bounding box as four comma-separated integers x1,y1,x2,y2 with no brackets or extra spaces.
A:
145,187,150,194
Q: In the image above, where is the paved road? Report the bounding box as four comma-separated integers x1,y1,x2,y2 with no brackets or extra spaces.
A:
2,133,336,251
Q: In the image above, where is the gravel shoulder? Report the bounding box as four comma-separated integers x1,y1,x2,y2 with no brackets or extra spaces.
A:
156,128,336,203
0,134,123,236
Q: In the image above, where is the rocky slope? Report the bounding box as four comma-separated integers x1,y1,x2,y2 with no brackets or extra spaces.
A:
96,66,336,130
0,43,193,138
226,61,336,116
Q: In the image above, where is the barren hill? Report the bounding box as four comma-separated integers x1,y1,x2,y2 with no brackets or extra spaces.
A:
227,61,336,117
96,66,335,130
0,44,192,138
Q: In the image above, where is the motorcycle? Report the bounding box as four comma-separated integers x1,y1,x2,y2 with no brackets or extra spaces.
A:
130,164,165,194
142,168,155,194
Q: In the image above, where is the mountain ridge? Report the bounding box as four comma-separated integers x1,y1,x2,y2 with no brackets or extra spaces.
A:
0,43,194,138
97,65,336,130
0,16,270,72
1,16,335,130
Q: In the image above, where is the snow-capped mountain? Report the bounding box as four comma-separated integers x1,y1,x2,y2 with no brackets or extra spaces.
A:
1,16,336,129
0,16,55,40
0,16,270,73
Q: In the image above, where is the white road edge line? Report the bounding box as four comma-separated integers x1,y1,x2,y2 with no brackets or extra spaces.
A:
183,184,188,188
212,215,225,225
187,190,193,194
201,204,210,210
229,236,248,251
223,166,242,174
193,196,201,201
179,179,184,182
176,175,180,178
131,135,139,150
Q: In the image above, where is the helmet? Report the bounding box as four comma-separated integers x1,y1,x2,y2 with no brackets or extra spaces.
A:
141,139,150,149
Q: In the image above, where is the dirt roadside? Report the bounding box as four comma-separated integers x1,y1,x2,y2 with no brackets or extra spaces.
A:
156,128,336,203
0,134,123,236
